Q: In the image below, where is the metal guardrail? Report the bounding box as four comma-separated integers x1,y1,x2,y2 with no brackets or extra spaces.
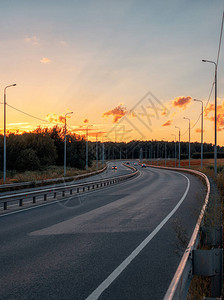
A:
0,164,108,191
147,164,222,299
0,164,139,211
164,168,210,299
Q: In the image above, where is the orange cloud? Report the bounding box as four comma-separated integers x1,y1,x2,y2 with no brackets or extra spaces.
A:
161,108,169,116
84,119,89,123
46,113,66,124
204,101,224,131
172,96,192,110
195,128,205,133
162,120,172,126
40,57,51,64
102,104,127,123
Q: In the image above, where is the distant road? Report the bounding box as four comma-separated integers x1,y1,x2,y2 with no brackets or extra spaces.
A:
0,162,206,299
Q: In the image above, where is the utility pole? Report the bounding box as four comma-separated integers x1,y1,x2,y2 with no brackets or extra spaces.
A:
194,99,204,169
64,112,73,177
3,84,16,183
175,126,181,168
202,59,217,176
184,117,191,168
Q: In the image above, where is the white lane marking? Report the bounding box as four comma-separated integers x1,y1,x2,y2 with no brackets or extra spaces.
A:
86,173,190,300
0,171,142,218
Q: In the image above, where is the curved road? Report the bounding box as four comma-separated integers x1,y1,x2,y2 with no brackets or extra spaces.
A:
0,162,206,299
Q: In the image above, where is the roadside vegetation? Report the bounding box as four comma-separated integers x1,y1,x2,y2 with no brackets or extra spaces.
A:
0,126,98,184
146,157,224,299
0,129,224,186
0,162,105,184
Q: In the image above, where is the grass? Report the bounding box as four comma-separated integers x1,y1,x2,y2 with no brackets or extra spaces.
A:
145,157,224,170
0,161,105,184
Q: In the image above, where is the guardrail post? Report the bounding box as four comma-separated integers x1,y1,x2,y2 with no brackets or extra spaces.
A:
193,248,223,297
83,187,85,192
0,167,138,212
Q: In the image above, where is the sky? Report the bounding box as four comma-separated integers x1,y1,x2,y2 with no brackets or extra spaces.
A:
0,0,224,145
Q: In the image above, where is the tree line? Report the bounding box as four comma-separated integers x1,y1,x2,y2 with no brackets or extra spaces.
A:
0,126,94,172
103,140,224,160
0,127,223,173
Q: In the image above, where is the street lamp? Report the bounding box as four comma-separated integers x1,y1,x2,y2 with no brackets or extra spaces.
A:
183,117,191,168
86,125,93,170
171,134,177,168
202,59,217,176
194,99,204,169
3,83,16,183
96,131,105,167
162,139,167,167
175,126,181,168
101,136,105,166
96,132,98,170
64,112,73,177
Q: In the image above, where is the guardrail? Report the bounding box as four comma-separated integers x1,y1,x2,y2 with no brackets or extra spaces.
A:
147,164,222,299
0,164,139,211
0,164,108,191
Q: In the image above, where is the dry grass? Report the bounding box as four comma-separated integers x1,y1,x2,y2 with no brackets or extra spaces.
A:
145,158,224,170
187,276,211,300
0,161,105,184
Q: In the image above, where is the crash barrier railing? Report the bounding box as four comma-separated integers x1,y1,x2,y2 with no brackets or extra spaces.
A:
0,164,108,191
148,165,222,299
0,164,139,211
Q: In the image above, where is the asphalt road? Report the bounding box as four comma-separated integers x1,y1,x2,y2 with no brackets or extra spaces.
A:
0,162,206,299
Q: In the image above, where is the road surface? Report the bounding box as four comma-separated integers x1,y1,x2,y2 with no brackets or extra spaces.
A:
0,162,206,299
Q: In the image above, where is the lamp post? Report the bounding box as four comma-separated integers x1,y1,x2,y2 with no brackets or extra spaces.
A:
175,126,181,168
171,134,177,168
96,133,98,170
3,84,16,183
184,117,191,168
162,139,167,167
64,112,73,177
194,99,204,169
86,125,93,170
102,137,105,165
202,59,217,176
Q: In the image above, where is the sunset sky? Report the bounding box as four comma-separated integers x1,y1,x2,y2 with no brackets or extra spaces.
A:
1,0,224,145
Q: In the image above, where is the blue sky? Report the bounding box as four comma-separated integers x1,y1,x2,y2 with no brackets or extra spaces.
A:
0,0,224,143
